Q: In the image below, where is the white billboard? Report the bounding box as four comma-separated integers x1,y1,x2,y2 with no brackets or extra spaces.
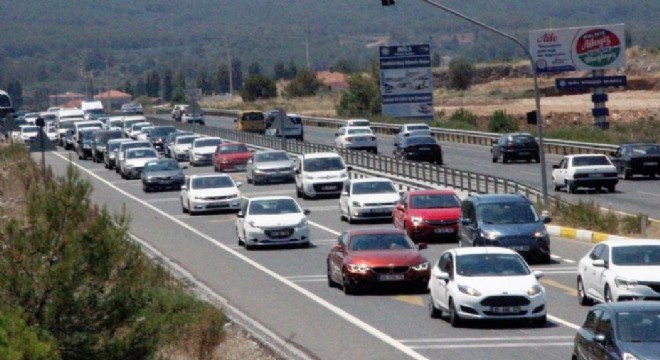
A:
529,24,625,73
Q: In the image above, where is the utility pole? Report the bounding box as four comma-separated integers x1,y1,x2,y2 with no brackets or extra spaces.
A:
305,23,311,69
105,56,111,111
227,46,234,98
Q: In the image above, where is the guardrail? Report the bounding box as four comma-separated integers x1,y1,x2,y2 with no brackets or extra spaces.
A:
193,108,618,156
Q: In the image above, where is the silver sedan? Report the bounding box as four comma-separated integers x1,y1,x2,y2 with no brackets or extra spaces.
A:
246,150,295,185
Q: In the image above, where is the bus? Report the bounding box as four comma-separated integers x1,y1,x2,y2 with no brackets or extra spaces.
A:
0,90,13,117
235,110,265,134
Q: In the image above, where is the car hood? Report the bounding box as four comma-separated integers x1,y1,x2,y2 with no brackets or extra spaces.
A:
175,144,193,150
347,250,426,267
143,170,183,178
619,342,660,360
306,170,347,180
218,153,252,161
610,266,660,281
191,146,216,154
456,274,540,295
351,192,400,204
191,188,239,197
408,207,460,220
479,222,545,237
247,214,305,227
255,160,294,170
126,157,159,167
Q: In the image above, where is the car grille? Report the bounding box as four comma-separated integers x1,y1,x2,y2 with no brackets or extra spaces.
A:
364,202,397,206
372,266,410,274
639,282,660,293
498,235,533,246
261,167,292,173
425,219,459,226
312,182,343,192
480,296,530,307
204,195,235,201
264,228,294,238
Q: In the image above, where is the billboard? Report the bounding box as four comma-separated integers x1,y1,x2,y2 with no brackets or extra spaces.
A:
529,24,625,73
379,44,434,119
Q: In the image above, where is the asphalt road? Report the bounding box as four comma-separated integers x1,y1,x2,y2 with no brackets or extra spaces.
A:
39,141,607,360
173,114,658,219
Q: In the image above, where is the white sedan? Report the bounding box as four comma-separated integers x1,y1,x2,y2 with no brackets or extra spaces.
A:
19,125,41,144
236,196,310,250
339,178,400,223
334,126,378,153
428,247,546,327
169,135,200,162
180,174,241,215
577,239,660,305
188,137,222,167
122,147,160,179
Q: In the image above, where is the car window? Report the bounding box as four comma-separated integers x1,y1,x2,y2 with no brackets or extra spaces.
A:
590,244,605,260
511,135,536,144
617,310,660,343
347,128,372,135
177,137,197,145
599,245,610,263
352,181,396,195
254,152,289,162
195,139,221,148
410,194,460,209
348,233,413,251
595,311,613,344
338,233,347,247
405,136,437,146
218,144,249,154
191,176,234,189
461,201,476,222
144,160,179,172
456,254,530,277
572,156,611,167
477,202,539,224
408,125,430,131
611,245,660,266
248,199,300,215
127,149,157,159
303,157,345,172
583,309,603,333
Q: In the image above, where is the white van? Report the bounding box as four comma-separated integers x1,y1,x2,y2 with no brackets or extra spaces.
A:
106,116,124,130
57,108,85,126
264,109,304,141
73,120,104,142
81,100,105,120
294,152,351,199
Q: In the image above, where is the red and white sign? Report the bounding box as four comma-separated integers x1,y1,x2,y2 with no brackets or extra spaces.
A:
529,24,625,73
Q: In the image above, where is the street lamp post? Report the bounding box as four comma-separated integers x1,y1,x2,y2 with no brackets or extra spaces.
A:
413,0,550,209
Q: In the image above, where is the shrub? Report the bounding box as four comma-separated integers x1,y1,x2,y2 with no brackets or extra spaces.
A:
240,74,277,102
336,73,381,117
488,110,519,133
0,308,60,360
284,69,322,98
447,58,475,90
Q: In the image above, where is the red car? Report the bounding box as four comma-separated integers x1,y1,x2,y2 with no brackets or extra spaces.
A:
392,189,461,243
213,142,252,172
326,228,430,295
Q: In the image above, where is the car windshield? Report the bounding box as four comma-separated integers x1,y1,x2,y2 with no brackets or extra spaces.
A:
127,149,157,159
219,144,249,154
59,122,76,130
249,199,300,215
350,121,370,127
406,136,436,146
303,157,345,172
478,202,539,224
150,127,176,137
192,176,234,189
122,142,150,151
410,194,460,209
241,112,264,121
289,116,302,124
131,123,150,131
456,253,530,277
195,139,221,148
348,233,413,251
108,120,123,127
108,141,127,151
616,310,660,343
629,144,660,155
94,132,122,144
177,136,197,145
81,131,95,140
22,126,39,133
123,120,144,128
254,152,289,162
611,245,660,266
347,128,372,135
144,160,179,172
510,135,536,144
352,181,396,195
572,156,611,167
408,125,430,131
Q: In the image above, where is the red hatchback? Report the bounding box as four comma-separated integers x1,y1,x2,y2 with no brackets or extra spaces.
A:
326,229,430,295
213,142,252,172
392,189,461,243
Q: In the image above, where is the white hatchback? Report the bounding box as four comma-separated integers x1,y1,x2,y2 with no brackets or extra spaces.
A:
188,137,223,167
334,126,378,153
180,174,241,215
236,196,310,249
339,178,400,223
428,247,546,327
577,239,660,305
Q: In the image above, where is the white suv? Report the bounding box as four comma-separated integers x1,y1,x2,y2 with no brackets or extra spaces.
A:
339,178,400,223
295,152,350,199
334,126,378,153
551,154,618,193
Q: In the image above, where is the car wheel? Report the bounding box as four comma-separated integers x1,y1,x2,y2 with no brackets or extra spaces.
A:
604,285,613,303
554,184,561,191
78,153,82,160
606,185,615,193
577,277,593,306
623,169,632,180
347,213,354,224
246,175,252,184
492,156,497,163
327,263,337,288
296,186,302,198
502,154,508,163
448,298,463,328
342,271,357,295
181,199,188,214
143,184,150,193
188,201,197,216
428,294,442,319
236,227,244,247
530,314,546,328
534,154,540,163
567,182,577,194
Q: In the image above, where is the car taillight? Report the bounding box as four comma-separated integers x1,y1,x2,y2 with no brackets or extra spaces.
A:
408,146,418,152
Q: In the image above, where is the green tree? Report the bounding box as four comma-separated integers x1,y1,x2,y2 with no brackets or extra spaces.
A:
488,110,519,133
240,74,277,102
336,72,381,117
215,64,230,93
0,308,60,360
248,62,262,75
447,58,475,90
174,68,186,91
231,59,243,91
273,61,287,80
330,58,357,74
195,69,212,94
162,68,173,101
145,70,160,97
284,69,322,98
7,80,23,110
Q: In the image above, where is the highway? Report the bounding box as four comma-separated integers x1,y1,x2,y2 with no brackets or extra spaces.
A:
40,138,607,360
167,114,658,219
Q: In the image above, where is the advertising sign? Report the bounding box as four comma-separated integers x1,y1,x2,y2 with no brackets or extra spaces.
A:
379,44,434,119
529,24,625,73
555,76,627,90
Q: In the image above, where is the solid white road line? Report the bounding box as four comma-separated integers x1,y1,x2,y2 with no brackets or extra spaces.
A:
53,152,430,360
407,342,573,350
563,259,576,264
145,197,180,203
399,336,574,343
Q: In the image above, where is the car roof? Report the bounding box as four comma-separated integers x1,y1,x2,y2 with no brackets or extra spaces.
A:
126,147,156,153
594,301,660,312
120,140,150,146
350,177,393,184
254,149,286,155
302,152,342,159
188,174,232,179
407,189,457,196
287,113,301,117
249,196,297,202
564,154,608,159
193,136,221,142
598,239,660,247
176,135,200,140
452,247,519,256
345,228,406,236
404,123,430,128
108,138,132,144
465,193,529,204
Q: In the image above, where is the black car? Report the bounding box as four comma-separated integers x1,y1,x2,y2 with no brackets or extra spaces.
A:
163,130,194,158
491,133,540,163
76,129,96,160
145,126,178,154
393,135,443,165
609,143,660,180
141,159,186,192
573,302,660,360
458,193,552,263
121,103,144,115
91,130,123,163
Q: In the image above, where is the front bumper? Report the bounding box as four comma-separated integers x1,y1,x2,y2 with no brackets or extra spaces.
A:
252,170,295,183
124,166,144,178
244,225,310,247
453,292,546,320
408,222,459,241
174,150,190,161
143,177,184,189
303,180,346,197
217,161,248,171
612,282,660,302
349,205,395,219
345,266,430,289
189,197,241,212
190,153,214,164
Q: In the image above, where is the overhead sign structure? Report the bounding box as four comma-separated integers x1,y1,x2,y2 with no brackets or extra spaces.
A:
555,76,627,90
529,24,626,74
379,44,434,119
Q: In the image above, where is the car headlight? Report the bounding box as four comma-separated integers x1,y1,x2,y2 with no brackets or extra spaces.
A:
623,353,639,360
126,164,134,168
253,169,266,174
458,284,481,297
304,173,314,180
192,196,205,200
352,201,361,208
347,264,370,273
615,276,638,290
340,172,348,178
295,218,308,228
480,230,500,241
534,229,548,238
411,216,424,226
411,262,429,271
527,284,543,296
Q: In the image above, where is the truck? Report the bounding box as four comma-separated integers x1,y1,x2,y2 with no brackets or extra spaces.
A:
264,109,304,141
81,100,105,120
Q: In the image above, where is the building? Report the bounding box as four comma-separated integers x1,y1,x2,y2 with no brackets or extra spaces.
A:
94,90,132,110
315,71,348,92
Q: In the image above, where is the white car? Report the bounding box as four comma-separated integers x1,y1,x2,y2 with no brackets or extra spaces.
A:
168,135,200,162
135,126,154,141
346,118,371,128
236,196,311,249
121,147,160,179
394,123,432,147
19,125,40,144
188,137,222,167
180,174,242,215
334,126,378,153
116,140,153,175
339,178,400,223
551,154,618,193
128,122,152,139
46,126,59,143
577,239,660,305
106,116,124,131
428,247,546,327
294,152,350,199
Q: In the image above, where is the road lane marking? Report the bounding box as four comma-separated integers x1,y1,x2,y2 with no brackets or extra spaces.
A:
406,342,573,350
540,278,578,297
639,191,660,198
392,295,425,307
145,197,180,203
551,255,561,260
400,336,574,343
52,152,430,360
563,259,576,264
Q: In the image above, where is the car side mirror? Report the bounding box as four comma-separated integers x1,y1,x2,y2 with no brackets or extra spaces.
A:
237,211,244,218
236,182,242,188
295,169,301,174
552,164,559,169
432,267,449,281
541,215,552,224
460,218,472,226
533,270,544,279
180,185,187,190
609,151,617,157
593,334,607,344
303,209,311,215
395,204,404,211
592,259,606,268
417,243,428,250
331,244,344,252
346,166,352,171
341,191,349,197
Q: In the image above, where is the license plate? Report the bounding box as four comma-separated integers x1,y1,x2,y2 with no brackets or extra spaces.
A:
509,246,530,251
491,306,520,314
235,165,246,170
644,162,658,166
588,173,603,178
270,231,289,237
518,152,529,155
419,147,431,151
434,228,454,234
354,138,366,142
371,208,391,213
379,274,404,281
322,185,337,191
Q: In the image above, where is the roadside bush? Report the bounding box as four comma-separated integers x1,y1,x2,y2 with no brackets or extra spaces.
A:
0,308,60,360
336,73,381,117
488,110,519,133
447,58,475,90
551,200,619,234
240,74,277,102
284,68,322,98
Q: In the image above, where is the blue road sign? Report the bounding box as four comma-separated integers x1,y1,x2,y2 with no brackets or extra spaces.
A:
556,76,627,90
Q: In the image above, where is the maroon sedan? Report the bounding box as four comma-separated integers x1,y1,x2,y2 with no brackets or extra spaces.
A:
326,229,430,295
213,142,252,172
